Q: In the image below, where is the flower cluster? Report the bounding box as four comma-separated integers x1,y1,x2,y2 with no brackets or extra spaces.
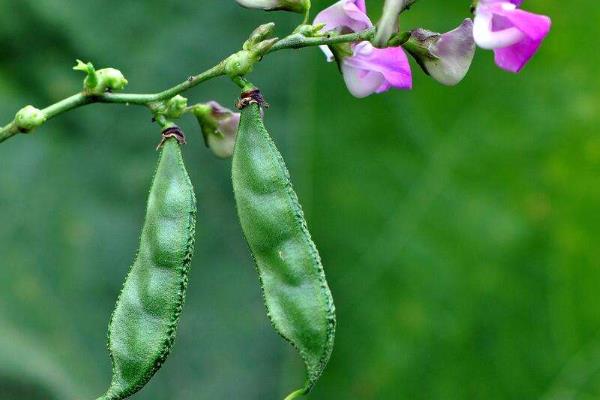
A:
314,0,413,97
314,0,551,97
235,0,551,98
200,0,551,158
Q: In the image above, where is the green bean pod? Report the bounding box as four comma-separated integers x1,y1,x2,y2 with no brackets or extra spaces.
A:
99,136,196,400
232,98,336,397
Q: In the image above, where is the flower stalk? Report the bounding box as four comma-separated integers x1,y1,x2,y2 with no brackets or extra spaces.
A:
0,26,380,144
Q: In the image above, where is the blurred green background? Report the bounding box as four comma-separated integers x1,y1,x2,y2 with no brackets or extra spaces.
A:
0,0,598,399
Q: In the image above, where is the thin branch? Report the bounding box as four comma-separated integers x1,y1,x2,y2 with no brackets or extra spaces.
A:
403,0,419,11
268,27,376,52
99,62,227,105
0,27,380,144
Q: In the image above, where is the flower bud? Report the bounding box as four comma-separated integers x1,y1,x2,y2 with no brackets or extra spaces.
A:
73,59,128,94
244,23,276,50
236,0,310,14
192,102,240,159
164,95,188,119
96,68,128,91
403,19,475,86
15,106,46,133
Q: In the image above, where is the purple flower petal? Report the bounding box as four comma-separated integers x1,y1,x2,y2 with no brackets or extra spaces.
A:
481,0,522,6
313,0,411,97
341,42,412,97
495,6,551,42
196,101,241,158
419,19,476,86
340,65,387,98
315,0,372,62
313,0,372,34
474,1,551,72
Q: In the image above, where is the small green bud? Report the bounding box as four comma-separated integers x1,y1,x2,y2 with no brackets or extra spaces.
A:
96,68,128,91
15,105,46,133
74,59,128,94
164,95,188,119
244,22,276,50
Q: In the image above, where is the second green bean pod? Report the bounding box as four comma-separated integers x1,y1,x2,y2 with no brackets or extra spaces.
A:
232,91,336,398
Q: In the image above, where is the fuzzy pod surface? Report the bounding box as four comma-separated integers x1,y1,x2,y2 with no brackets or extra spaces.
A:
99,138,196,400
232,101,336,397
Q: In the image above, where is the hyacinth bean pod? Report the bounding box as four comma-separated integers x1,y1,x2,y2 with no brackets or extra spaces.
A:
98,135,196,400
231,97,336,397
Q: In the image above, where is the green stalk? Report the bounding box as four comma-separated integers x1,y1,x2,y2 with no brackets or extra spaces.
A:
0,25,397,145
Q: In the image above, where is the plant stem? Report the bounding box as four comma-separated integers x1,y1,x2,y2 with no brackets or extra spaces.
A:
100,62,227,105
269,27,376,53
0,63,226,143
0,26,380,144
283,388,306,400
404,0,419,10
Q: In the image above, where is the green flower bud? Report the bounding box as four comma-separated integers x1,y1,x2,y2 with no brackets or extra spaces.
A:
236,0,310,14
150,95,189,123
96,68,128,91
244,22,276,50
164,95,188,119
73,59,128,94
15,106,46,133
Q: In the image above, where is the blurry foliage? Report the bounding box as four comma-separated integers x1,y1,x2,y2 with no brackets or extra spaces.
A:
0,0,599,399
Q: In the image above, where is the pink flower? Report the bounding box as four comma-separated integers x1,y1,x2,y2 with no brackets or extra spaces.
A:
193,101,240,159
473,0,551,72
405,19,476,86
314,0,412,98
